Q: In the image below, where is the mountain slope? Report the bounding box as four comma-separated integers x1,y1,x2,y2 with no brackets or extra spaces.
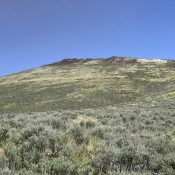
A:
0,56,175,112
0,57,175,175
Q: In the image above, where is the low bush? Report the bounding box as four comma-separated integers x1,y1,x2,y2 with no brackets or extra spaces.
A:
38,157,77,175
71,126,89,145
0,128,9,143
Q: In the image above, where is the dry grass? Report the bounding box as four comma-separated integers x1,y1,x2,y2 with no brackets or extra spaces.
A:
73,115,98,124
0,57,174,112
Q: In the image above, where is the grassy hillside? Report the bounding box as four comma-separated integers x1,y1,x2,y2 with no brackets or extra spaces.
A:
0,57,174,112
0,57,175,175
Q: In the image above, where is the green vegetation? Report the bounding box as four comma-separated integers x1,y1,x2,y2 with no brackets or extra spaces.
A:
0,57,175,174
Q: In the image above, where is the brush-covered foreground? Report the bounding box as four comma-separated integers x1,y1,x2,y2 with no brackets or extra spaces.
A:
0,57,175,174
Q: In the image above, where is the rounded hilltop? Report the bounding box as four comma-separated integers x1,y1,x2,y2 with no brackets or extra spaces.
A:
44,56,173,67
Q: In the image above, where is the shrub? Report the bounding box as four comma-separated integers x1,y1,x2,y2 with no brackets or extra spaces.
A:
92,128,105,139
85,121,96,128
0,128,9,143
71,126,88,145
117,146,148,171
80,121,85,127
51,119,62,129
48,137,61,156
101,118,108,125
29,136,47,152
20,126,44,141
115,138,129,148
92,145,117,174
38,157,77,175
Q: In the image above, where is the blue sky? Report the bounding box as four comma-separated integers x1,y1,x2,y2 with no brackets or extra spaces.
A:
0,0,175,76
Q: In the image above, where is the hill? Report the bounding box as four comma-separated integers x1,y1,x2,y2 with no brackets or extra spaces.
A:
0,56,174,112
0,57,175,175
